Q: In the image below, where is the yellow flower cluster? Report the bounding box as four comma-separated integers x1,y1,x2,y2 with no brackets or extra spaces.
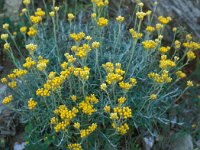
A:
8,81,17,88
142,40,158,50
116,16,125,23
129,28,143,39
73,122,80,129
187,80,193,87
159,46,170,53
91,0,109,7
27,27,38,37
73,66,90,81
2,95,13,105
20,26,27,34
148,70,172,83
30,15,42,24
28,98,37,110
183,41,200,50
64,53,76,63
52,105,78,132
102,62,125,85
80,123,97,138
176,71,186,79
23,57,36,69
37,56,49,71
187,51,196,60
3,43,10,50
35,8,45,17
68,143,82,150
26,43,37,55
146,26,155,33
2,23,9,30
119,77,137,91
158,16,172,24
159,55,176,69
71,44,91,58
70,32,85,42
23,0,30,5
136,12,146,20
1,34,8,40
97,17,109,27
150,94,157,100
68,13,75,21
112,123,129,135
78,94,98,115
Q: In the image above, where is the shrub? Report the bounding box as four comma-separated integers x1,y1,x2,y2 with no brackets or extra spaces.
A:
1,0,200,149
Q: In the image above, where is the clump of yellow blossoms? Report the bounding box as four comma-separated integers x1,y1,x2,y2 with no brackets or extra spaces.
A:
142,40,158,50
68,143,82,150
70,32,85,42
28,99,37,110
97,17,109,27
116,16,125,23
2,95,13,104
79,94,98,115
51,105,78,132
80,123,97,138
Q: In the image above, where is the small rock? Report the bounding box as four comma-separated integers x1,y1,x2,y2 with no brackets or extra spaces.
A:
14,142,26,150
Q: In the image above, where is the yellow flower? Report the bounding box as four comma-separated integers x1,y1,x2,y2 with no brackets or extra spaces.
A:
23,0,30,5
20,26,27,34
91,13,97,19
187,80,193,87
35,8,45,17
8,81,17,88
110,113,119,120
156,23,163,30
3,23,9,30
187,51,196,60
142,40,157,50
80,123,97,138
150,94,157,100
159,46,170,53
158,16,172,24
116,16,125,23
68,13,75,21
1,78,7,84
174,40,181,49
2,95,13,105
26,43,37,55
85,36,92,41
71,95,77,102
118,97,126,105
92,41,100,49
129,28,143,39
68,143,82,150
1,34,9,40
49,11,55,17
70,32,85,42
97,17,109,27
54,6,60,11
100,83,107,91
73,122,80,129
30,15,42,24
114,123,129,135
23,57,36,69
104,105,110,113
27,27,38,37
28,99,37,110
3,43,10,50
176,71,186,79
136,12,146,20
146,26,155,33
